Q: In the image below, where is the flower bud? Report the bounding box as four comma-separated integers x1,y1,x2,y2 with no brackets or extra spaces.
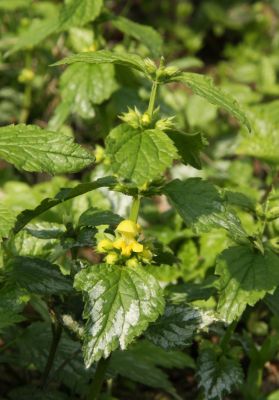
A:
18,68,34,83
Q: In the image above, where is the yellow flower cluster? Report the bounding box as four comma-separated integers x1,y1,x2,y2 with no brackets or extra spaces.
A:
96,219,153,267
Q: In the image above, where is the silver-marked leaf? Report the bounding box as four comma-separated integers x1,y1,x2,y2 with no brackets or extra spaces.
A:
216,246,279,323
52,50,147,74
0,203,16,239
0,124,94,174
106,123,178,186
74,264,165,367
111,16,162,57
58,0,103,31
170,72,251,131
197,346,244,400
163,178,248,242
145,304,202,349
5,256,72,295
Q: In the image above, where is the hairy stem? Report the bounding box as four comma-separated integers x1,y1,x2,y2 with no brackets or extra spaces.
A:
147,80,158,118
220,320,237,352
87,357,111,400
129,196,141,223
41,310,62,387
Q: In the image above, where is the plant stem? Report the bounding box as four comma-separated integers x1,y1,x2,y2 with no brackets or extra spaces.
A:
220,320,237,352
41,310,62,388
87,357,111,400
19,84,32,123
147,80,158,118
129,196,141,222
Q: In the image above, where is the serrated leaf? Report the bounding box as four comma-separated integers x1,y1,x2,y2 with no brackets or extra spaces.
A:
52,50,147,74
168,131,206,169
78,208,122,227
56,62,117,121
106,124,178,186
0,203,16,239
216,246,279,323
110,340,194,394
111,16,162,57
5,256,72,295
197,346,243,400
58,0,103,31
170,72,251,131
237,104,279,164
163,178,248,242
145,304,202,349
0,287,29,330
14,176,116,233
74,264,165,367
0,124,94,174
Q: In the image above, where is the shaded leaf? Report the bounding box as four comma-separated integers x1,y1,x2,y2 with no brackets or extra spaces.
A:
14,176,116,233
145,304,202,349
5,256,72,295
168,131,207,169
0,203,16,239
163,178,248,242
79,208,122,227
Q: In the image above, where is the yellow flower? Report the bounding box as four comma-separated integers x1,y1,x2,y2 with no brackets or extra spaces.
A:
18,68,34,83
116,219,141,238
113,237,143,256
97,238,113,253
105,252,118,265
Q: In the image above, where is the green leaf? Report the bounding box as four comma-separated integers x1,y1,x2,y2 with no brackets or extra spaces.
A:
106,124,178,186
237,103,279,164
170,72,251,131
79,208,122,227
216,246,279,323
145,304,202,349
197,346,243,400
110,340,194,395
56,63,117,120
5,256,72,295
74,264,165,367
168,131,207,169
0,203,16,239
58,0,103,31
0,124,94,174
163,178,248,242
111,16,162,57
265,288,279,316
52,50,147,74
14,176,116,233
8,386,69,400
5,17,59,56
0,287,29,330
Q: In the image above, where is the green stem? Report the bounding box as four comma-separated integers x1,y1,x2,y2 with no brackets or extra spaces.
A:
147,80,158,118
19,83,32,123
41,310,62,387
87,357,110,400
129,196,141,222
220,320,237,352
